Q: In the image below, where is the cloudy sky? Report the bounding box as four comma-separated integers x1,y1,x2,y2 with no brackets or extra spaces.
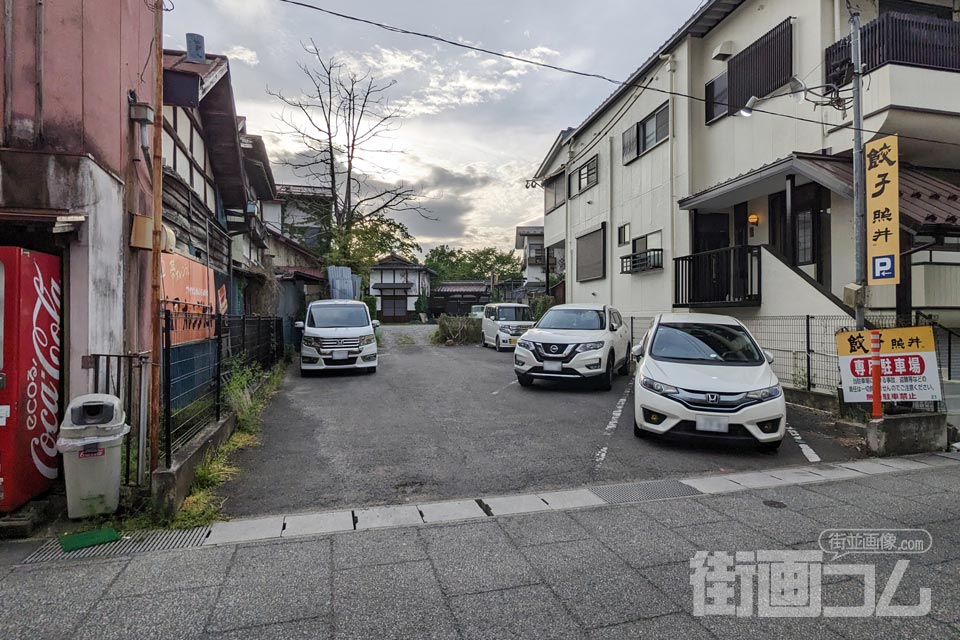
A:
167,0,702,253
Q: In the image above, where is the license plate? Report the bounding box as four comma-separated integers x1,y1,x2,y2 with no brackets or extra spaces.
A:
695,415,729,433
544,360,562,372
332,350,349,360
509,338,518,345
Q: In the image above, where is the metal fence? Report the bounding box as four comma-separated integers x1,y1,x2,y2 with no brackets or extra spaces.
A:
629,313,953,400
161,311,283,468
86,352,150,487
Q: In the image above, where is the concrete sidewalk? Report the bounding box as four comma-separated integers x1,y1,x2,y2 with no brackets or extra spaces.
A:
3,458,960,639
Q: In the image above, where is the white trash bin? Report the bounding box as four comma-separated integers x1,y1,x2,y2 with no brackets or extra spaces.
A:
57,394,130,519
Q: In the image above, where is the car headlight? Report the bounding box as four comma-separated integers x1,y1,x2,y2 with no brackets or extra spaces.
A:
500,325,515,333
302,336,319,348
359,334,376,346
576,341,605,353
639,375,679,395
746,385,782,401
517,339,534,351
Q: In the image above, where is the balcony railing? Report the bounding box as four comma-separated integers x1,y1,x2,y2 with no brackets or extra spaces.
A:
674,245,761,308
825,12,960,87
620,248,664,274
526,249,556,267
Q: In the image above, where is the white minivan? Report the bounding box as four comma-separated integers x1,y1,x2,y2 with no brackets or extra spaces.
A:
480,303,534,352
295,300,380,376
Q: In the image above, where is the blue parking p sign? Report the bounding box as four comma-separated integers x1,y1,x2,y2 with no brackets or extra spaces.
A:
872,255,896,280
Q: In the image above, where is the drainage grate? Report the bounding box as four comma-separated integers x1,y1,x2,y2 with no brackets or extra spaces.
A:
23,527,210,564
590,479,702,504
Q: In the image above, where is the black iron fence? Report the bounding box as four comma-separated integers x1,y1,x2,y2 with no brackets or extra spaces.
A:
630,313,952,399
674,245,761,308
825,11,960,87
161,312,283,468
85,352,150,487
620,248,664,275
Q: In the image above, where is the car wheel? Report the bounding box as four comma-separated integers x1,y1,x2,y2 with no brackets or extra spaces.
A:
495,336,503,352
367,366,377,374
596,355,614,391
516,373,534,387
299,367,310,378
633,421,648,438
758,440,782,453
617,345,631,376
479,332,486,348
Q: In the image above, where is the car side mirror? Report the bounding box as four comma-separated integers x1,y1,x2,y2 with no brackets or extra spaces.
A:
632,343,645,360
372,320,381,329
294,321,304,330
764,351,774,364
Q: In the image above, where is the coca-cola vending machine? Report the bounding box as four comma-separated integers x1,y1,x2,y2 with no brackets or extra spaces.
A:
0,247,62,512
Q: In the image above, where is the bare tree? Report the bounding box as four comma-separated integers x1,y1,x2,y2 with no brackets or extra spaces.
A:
270,41,430,265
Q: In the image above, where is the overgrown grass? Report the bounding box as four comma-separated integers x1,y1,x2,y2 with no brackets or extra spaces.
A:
395,334,415,346
170,362,285,528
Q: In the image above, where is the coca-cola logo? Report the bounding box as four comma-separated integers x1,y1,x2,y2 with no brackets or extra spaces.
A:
25,260,61,480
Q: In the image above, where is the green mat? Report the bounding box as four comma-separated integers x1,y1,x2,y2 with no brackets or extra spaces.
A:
58,528,121,552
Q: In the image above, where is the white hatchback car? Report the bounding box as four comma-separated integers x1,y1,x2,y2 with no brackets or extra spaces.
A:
480,303,534,351
295,300,380,376
514,303,631,390
632,313,785,451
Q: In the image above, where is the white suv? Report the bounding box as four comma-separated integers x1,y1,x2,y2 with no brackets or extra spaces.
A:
514,303,631,390
295,300,380,376
632,313,785,451
480,303,534,351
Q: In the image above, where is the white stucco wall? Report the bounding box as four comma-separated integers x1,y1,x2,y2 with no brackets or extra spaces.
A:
68,158,126,398
368,267,428,312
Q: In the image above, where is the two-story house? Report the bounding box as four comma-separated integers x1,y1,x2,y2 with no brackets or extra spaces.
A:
536,0,960,355
0,1,156,404
369,253,434,322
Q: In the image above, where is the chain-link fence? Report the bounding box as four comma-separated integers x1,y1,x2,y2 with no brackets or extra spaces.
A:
629,313,951,400
161,312,283,467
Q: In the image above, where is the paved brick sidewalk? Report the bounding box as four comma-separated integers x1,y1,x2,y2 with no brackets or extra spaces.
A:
3,458,960,639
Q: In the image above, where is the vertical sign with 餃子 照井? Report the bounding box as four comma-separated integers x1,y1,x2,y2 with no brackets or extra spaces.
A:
865,135,900,285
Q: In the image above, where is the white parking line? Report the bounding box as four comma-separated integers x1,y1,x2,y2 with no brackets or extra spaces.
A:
491,380,518,395
593,378,633,473
786,423,822,463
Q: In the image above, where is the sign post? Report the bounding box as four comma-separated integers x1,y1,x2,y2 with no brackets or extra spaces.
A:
836,326,942,406
870,330,882,419
865,135,900,286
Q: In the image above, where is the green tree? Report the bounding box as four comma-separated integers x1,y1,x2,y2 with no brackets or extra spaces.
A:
425,245,521,282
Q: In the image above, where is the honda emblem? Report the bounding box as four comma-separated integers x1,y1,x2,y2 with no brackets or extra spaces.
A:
706,393,720,404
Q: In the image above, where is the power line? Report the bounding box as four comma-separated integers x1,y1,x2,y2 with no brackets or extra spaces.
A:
277,0,960,151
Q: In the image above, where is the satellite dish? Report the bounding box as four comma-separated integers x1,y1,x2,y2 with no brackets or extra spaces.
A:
788,77,807,103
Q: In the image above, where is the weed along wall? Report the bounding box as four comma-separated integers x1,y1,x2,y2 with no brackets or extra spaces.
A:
152,361,287,522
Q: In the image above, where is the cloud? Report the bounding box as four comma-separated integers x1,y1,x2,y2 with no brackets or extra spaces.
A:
336,44,560,118
224,45,260,66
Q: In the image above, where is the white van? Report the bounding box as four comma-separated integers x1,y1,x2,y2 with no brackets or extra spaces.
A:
295,300,380,376
480,303,534,352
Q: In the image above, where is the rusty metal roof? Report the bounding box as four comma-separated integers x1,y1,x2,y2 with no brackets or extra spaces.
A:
434,281,491,295
797,154,960,233
680,152,960,235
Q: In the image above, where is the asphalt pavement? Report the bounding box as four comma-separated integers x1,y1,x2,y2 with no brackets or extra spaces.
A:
218,325,862,518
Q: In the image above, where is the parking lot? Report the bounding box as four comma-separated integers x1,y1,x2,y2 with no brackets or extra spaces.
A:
219,325,863,517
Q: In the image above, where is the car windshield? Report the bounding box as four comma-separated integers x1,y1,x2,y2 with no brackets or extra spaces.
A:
307,305,369,329
537,308,604,330
498,307,531,322
650,322,764,364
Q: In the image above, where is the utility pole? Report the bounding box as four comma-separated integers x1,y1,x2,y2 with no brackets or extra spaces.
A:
850,9,866,330
149,0,164,471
